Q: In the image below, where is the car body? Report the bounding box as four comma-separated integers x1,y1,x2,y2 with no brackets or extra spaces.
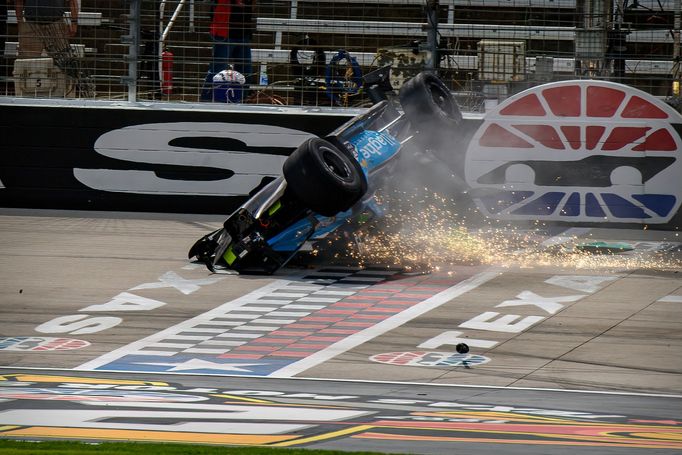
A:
188,71,462,274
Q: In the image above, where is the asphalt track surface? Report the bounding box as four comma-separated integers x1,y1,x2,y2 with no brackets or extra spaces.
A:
0,209,681,454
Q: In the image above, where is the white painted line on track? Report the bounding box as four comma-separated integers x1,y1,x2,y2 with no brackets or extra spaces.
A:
232,325,279,331
165,335,214,341
215,333,262,339
289,375,682,399
284,304,326,310
270,270,502,378
183,348,231,354
297,297,342,303
5,364,682,398
148,342,194,349
75,279,293,371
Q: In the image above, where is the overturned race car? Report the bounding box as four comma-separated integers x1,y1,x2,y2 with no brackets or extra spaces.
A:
188,71,463,274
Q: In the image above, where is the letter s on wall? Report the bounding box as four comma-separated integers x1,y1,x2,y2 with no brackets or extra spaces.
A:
74,122,315,196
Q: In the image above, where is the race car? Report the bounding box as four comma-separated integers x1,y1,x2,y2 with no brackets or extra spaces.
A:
188,71,462,274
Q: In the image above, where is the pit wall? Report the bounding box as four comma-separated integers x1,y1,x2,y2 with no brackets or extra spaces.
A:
0,99,679,230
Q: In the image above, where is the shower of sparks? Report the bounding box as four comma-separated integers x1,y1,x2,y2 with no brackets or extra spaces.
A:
316,190,682,273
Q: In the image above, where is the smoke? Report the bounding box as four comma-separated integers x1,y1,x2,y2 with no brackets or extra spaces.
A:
346,185,682,273
340,121,502,272
330,122,682,273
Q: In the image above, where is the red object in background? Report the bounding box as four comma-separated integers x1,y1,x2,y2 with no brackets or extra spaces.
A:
162,49,174,95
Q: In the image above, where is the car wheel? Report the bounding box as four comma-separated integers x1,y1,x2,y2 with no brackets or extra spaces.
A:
399,72,462,133
283,137,367,216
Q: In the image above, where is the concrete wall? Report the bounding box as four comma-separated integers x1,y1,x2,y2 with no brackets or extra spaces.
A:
0,97,679,230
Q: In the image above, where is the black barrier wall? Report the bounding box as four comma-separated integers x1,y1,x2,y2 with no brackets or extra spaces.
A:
0,102,355,215
0,100,680,230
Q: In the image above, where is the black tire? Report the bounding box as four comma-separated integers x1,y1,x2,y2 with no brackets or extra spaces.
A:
283,137,367,217
456,343,470,354
399,72,462,133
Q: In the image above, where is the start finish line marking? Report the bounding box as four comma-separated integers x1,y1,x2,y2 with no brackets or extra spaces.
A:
273,271,499,378
75,269,497,378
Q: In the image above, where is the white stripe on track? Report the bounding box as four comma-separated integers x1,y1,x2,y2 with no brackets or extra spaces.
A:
271,270,501,378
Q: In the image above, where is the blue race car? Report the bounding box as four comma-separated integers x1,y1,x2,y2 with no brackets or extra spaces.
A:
188,72,462,274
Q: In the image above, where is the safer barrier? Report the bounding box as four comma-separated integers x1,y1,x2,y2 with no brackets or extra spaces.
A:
0,100,355,214
0,92,680,230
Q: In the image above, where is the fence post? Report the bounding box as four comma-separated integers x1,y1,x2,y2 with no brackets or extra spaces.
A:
120,0,141,102
425,0,440,72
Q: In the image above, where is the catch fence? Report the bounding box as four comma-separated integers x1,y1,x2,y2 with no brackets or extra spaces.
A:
1,0,680,110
